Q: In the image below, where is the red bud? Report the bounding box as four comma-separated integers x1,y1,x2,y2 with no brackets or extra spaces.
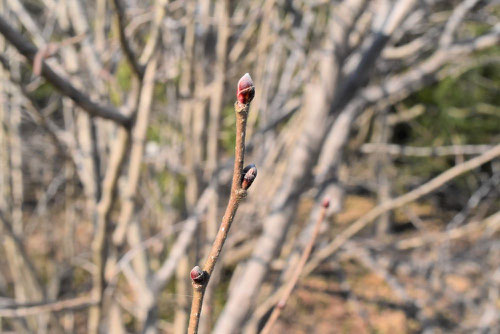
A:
241,164,257,190
190,266,204,283
322,197,330,208
237,73,255,105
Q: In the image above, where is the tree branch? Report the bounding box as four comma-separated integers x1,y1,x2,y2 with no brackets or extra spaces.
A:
0,296,95,317
112,0,145,78
304,144,500,275
0,14,131,127
187,74,256,334
261,199,330,334
360,144,495,157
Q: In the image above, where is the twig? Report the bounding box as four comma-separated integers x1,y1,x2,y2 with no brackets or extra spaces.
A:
260,198,330,334
87,56,157,334
0,14,131,127
439,0,480,47
33,34,85,76
112,0,145,78
0,296,95,317
361,144,494,157
396,210,500,250
187,74,256,334
152,183,215,292
303,144,500,276
0,210,42,293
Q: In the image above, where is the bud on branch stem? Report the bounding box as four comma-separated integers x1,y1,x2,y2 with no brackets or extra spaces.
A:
241,164,257,190
236,73,255,106
187,73,257,334
190,266,205,284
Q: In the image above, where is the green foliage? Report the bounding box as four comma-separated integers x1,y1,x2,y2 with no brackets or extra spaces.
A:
154,82,167,103
396,48,500,174
409,66,499,143
147,123,162,143
109,60,133,106
31,82,54,103
116,59,133,91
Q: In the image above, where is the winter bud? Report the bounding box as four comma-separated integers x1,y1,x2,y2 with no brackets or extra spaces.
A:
241,164,257,190
236,73,255,105
322,197,330,209
190,266,205,284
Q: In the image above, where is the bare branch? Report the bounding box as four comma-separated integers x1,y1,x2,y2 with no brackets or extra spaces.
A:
304,144,500,275
188,74,256,334
360,144,495,157
0,15,131,127
261,199,330,334
112,0,145,78
0,296,96,317
440,0,481,47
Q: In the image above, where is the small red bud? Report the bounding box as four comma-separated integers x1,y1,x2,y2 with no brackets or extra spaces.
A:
241,164,257,190
236,73,255,105
322,197,330,208
190,266,204,283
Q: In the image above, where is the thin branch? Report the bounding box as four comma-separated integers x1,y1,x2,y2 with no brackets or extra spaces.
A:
360,144,495,157
260,199,330,334
396,210,500,250
0,296,96,317
87,127,130,334
360,27,500,109
304,144,500,275
113,53,158,244
0,14,131,127
112,0,145,78
138,0,167,65
187,74,256,334
439,0,481,47
152,185,214,292
0,210,42,294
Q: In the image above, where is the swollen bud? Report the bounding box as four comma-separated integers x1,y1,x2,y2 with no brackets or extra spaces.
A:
241,164,257,190
190,266,204,284
322,197,330,209
237,73,255,105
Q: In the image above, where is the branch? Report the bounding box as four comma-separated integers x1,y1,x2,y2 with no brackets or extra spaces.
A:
396,210,500,250
0,296,95,317
0,14,131,127
112,52,158,245
0,210,42,293
303,144,500,275
0,54,91,182
138,0,167,65
360,144,495,157
330,0,417,114
439,0,481,47
260,198,330,334
187,74,256,334
360,27,500,109
112,0,145,78
85,60,156,331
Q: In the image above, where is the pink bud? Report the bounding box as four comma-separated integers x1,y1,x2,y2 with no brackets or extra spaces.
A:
190,266,204,283
322,197,330,208
237,73,255,105
241,164,257,190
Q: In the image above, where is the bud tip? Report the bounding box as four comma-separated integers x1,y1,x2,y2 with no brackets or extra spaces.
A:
237,73,255,105
190,266,204,283
241,164,258,190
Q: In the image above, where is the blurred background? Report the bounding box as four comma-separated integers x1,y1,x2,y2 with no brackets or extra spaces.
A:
0,0,499,333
